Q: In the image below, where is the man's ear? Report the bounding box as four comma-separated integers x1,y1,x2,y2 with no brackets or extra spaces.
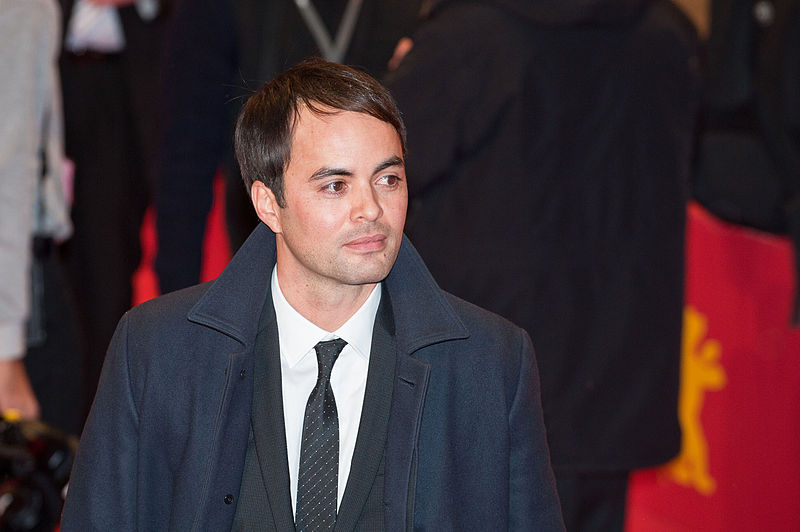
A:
251,181,282,234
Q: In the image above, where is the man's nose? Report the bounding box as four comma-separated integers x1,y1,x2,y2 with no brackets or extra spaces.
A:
351,184,382,222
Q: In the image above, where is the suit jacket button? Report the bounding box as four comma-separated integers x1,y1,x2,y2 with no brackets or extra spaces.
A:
224,494,234,505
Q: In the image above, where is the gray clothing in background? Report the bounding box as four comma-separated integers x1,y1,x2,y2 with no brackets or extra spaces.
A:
0,0,72,360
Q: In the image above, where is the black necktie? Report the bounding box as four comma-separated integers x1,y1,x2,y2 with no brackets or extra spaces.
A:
296,338,347,531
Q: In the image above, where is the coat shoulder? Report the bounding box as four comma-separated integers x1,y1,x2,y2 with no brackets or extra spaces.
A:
117,281,225,373
443,290,529,339
439,291,534,363
126,282,212,329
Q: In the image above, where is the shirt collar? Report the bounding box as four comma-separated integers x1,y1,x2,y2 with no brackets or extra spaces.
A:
271,267,381,368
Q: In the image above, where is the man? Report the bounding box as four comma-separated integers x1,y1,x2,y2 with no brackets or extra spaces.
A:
61,59,564,530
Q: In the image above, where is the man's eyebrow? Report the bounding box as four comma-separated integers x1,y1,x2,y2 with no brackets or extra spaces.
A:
308,156,404,181
374,156,404,174
309,167,354,180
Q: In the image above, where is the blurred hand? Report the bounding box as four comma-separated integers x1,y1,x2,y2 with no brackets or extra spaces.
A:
388,37,414,72
0,360,40,420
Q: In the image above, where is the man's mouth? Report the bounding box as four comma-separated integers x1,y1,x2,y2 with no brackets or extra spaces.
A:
344,234,387,252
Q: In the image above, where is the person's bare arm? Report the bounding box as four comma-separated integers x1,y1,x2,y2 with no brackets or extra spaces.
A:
0,360,40,419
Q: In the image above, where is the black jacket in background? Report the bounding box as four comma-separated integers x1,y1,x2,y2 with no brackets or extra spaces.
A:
386,0,701,471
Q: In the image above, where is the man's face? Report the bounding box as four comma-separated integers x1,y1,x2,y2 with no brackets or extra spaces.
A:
257,105,408,295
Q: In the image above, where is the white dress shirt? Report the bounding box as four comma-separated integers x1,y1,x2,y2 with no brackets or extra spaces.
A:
271,267,380,514
65,0,125,53
64,0,159,54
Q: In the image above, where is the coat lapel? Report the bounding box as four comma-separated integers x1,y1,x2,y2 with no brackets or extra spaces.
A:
381,237,468,529
251,289,296,530
383,354,430,530
335,291,397,531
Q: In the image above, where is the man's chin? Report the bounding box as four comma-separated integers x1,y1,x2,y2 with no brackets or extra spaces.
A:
339,261,394,287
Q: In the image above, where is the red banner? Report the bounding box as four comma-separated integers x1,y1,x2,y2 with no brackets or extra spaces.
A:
627,203,800,530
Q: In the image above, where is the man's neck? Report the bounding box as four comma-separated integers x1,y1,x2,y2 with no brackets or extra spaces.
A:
275,269,377,332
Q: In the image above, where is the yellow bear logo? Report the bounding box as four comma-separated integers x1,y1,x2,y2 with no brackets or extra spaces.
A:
662,306,726,495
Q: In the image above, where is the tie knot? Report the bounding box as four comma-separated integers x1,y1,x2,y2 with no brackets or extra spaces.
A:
314,338,347,380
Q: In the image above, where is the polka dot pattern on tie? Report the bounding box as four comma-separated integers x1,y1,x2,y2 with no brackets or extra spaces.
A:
295,338,347,531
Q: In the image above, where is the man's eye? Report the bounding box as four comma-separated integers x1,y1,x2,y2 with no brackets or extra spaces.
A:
323,181,346,193
379,175,399,186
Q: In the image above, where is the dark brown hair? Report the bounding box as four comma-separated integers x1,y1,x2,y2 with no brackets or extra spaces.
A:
234,58,407,207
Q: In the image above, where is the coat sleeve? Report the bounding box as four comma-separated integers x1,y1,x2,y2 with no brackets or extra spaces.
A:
508,328,565,530
383,4,517,200
383,10,473,198
61,313,140,531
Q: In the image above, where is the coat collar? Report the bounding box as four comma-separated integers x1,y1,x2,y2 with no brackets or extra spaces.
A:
187,223,469,355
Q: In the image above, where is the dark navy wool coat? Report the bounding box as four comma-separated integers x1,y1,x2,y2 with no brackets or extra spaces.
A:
61,223,564,530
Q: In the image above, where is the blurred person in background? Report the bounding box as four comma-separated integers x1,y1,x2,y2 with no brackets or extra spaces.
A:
58,0,170,419
0,0,73,424
386,0,701,529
